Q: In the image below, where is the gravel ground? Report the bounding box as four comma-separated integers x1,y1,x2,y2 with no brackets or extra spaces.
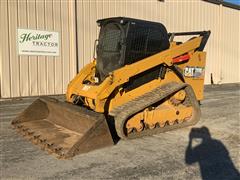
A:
0,84,239,180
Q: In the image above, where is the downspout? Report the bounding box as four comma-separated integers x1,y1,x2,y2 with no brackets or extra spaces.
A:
75,0,79,74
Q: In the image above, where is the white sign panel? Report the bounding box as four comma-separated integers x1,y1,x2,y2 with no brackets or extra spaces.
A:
17,28,59,56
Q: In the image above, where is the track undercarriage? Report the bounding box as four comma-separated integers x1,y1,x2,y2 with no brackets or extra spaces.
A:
113,82,200,139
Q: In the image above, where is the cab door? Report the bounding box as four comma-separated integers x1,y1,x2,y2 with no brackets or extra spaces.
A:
96,23,125,81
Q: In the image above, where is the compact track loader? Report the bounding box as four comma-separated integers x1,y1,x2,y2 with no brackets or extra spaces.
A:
12,17,210,159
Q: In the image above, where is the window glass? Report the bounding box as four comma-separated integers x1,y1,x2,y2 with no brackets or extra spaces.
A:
102,26,121,52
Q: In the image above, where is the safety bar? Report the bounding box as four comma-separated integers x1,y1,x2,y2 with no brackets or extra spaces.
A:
168,31,211,51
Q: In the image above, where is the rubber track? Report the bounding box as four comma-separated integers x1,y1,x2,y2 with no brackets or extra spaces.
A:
113,82,201,139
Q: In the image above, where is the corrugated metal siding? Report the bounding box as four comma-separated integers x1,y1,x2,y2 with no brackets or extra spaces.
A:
76,0,240,85
0,0,77,98
221,6,240,84
1,0,239,98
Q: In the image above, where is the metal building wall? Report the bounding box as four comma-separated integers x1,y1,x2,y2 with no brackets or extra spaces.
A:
76,0,240,85
0,0,77,98
1,0,239,98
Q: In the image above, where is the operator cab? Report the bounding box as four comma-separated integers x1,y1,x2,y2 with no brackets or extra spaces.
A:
96,17,170,82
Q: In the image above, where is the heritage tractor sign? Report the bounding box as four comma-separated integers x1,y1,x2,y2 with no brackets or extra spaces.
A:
17,28,59,56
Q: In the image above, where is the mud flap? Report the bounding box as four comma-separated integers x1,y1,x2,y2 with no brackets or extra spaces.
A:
12,97,114,159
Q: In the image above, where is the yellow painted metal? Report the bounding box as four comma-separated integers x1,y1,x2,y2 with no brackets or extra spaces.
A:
66,36,206,113
126,100,193,132
173,90,186,101
66,61,96,101
109,51,206,112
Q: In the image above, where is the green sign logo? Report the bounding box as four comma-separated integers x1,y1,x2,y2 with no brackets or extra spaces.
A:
19,33,52,43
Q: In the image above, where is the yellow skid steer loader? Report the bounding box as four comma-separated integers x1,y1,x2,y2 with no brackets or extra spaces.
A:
12,17,210,159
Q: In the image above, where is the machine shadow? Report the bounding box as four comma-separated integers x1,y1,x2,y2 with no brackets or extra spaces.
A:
105,116,120,144
185,126,240,180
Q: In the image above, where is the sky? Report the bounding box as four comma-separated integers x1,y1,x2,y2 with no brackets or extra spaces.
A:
223,0,240,5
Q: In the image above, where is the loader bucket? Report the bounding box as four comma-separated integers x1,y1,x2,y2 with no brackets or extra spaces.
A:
11,97,114,159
